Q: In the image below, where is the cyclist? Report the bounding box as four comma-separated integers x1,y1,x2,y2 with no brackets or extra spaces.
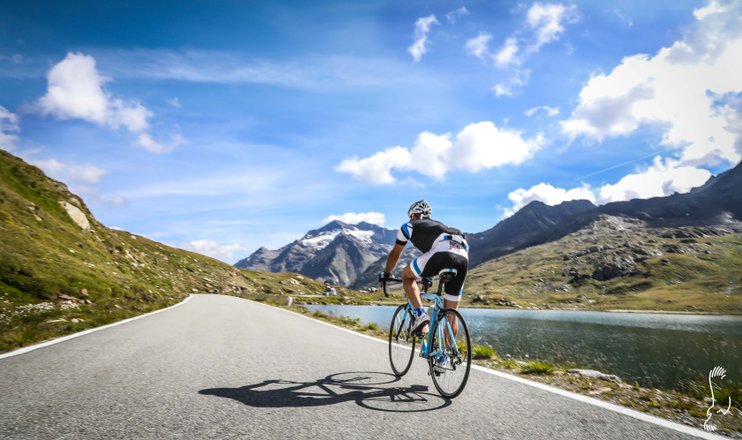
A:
379,200,469,337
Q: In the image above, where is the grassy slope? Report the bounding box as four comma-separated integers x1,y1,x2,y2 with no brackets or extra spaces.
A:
0,150,329,352
466,216,742,313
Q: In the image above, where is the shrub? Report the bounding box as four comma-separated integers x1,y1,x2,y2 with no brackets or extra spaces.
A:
472,343,496,359
521,360,555,375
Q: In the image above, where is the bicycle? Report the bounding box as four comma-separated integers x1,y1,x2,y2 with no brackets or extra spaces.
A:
381,269,471,398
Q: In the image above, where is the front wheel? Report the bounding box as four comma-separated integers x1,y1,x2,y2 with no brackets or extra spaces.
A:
428,309,471,398
388,305,416,376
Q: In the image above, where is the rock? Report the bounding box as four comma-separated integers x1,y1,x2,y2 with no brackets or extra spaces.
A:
494,298,516,307
568,368,622,383
58,294,80,302
471,294,490,305
80,289,89,297
59,201,91,231
591,258,638,281
286,297,293,306
70,318,85,324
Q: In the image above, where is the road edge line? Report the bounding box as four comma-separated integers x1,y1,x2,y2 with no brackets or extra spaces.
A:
252,299,727,440
0,295,194,361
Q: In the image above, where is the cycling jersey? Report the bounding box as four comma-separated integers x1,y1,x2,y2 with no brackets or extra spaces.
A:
396,218,469,302
395,218,465,252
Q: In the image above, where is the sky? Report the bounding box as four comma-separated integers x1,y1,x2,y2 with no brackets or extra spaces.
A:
1,0,740,263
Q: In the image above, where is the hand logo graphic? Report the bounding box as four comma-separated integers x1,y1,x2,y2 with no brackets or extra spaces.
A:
703,366,732,432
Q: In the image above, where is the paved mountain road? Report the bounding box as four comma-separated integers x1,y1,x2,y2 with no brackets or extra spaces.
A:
0,295,715,439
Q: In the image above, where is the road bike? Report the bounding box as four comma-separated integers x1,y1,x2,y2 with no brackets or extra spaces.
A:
382,269,471,398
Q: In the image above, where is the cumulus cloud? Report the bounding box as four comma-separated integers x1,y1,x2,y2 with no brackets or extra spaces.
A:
561,0,742,166
505,182,595,217
503,156,712,216
181,240,243,262
597,157,713,203
321,212,386,226
408,15,439,62
337,121,543,184
0,106,20,151
36,52,183,153
30,158,107,185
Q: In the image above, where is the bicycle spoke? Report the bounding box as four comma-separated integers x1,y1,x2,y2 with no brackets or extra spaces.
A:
428,309,471,398
388,305,416,376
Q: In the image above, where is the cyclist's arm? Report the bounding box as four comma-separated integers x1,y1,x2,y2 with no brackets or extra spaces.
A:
384,243,405,274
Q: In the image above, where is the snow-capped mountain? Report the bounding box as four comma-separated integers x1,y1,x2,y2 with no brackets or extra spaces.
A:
234,220,397,285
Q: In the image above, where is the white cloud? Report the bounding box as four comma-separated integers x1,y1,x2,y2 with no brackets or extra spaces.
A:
493,69,530,97
166,97,182,108
408,15,439,62
321,212,386,226
561,0,742,166
505,182,596,217
468,3,577,96
36,52,183,153
466,33,493,60
598,157,712,203
503,156,713,216
135,132,186,154
30,158,107,184
181,240,243,262
337,121,543,184
446,7,469,24
0,106,20,151
525,105,560,117
527,3,578,52
495,37,521,67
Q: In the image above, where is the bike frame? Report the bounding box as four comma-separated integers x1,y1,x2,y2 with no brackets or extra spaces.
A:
401,277,459,362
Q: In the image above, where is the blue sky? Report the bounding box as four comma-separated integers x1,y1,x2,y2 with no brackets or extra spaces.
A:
1,0,740,263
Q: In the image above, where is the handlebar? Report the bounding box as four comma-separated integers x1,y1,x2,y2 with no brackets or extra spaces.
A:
380,277,402,297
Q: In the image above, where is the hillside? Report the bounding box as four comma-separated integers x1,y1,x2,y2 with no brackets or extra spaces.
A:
465,215,742,313
0,150,329,352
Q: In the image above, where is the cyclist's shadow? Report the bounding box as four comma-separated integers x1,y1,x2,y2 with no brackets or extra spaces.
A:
199,371,451,412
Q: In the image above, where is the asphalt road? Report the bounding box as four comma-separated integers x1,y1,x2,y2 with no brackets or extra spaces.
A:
0,294,719,439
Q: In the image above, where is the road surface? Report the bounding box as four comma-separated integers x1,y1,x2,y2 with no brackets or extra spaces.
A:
0,294,720,439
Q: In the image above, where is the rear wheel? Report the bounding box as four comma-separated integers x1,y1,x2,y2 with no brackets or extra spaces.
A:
428,309,471,398
388,305,416,376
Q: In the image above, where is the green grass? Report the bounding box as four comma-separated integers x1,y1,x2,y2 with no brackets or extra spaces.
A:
465,217,742,314
472,343,496,359
521,360,556,375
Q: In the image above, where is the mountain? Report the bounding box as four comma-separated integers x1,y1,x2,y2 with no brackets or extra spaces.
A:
468,199,597,266
469,160,742,267
0,149,331,353
234,220,397,285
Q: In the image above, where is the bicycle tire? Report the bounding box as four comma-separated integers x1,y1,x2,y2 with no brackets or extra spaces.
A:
388,305,416,376
428,308,471,398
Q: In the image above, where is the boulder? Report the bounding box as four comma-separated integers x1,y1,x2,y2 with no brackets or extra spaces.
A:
568,368,622,383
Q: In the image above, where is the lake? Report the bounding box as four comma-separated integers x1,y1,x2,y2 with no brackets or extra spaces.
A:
304,304,742,390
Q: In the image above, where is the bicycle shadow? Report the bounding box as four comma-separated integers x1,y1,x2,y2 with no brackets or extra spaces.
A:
199,371,451,412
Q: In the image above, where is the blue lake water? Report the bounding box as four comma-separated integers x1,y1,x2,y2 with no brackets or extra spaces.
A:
305,304,742,389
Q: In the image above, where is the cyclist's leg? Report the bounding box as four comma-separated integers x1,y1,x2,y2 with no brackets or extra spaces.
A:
402,265,422,308
442,254,468,338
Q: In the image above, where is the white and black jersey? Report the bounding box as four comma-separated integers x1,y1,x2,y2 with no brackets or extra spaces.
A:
396,218,469,302
395,218,464,252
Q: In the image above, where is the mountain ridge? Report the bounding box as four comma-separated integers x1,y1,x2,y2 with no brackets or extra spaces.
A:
241,160,742,288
